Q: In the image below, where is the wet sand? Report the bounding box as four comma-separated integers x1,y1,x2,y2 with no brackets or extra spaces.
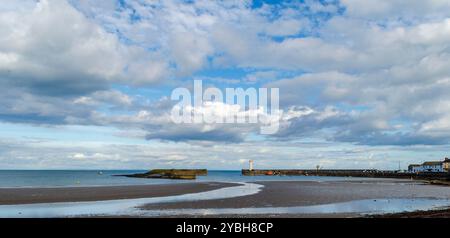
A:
141,179,450,217
0,182,238,205
3,179,450,217
369,207,450,218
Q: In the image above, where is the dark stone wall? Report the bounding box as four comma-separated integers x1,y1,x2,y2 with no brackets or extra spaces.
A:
241,169,450,180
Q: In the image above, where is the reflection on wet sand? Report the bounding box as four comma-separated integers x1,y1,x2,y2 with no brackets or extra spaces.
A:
136,198,450,217
0,182,261,218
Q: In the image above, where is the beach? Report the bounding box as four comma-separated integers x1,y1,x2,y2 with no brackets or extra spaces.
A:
2,177,450,217
0,182,236,205
143,179,450,209
369,208,450,218
138,179,450,217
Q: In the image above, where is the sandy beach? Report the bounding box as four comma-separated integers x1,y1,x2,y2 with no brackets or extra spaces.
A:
142,179,450,209
0,182,237,205
2,179,450,217
138,179,450,217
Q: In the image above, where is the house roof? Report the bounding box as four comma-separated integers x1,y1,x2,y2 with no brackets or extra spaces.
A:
408,164,421,167
423,161,442,166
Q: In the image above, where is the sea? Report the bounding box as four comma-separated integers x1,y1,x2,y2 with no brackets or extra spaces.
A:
0,170,370,188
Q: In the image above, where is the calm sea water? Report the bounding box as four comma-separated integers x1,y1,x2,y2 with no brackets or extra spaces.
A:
0,170,373,188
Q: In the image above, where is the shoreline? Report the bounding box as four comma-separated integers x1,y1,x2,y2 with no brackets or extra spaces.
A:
142,179,440,209
2,178,450,217
140,179,450,217
0,182,238,205
368,207,450,218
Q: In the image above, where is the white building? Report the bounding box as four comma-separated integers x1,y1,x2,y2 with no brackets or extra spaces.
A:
408,164,423,173
422,161,445,172
408,158,450,173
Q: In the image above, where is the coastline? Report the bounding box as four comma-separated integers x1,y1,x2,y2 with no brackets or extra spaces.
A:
0,182,238,205
2,178,450,217
368,207,450,218
139,179,450,217
142,179,449,209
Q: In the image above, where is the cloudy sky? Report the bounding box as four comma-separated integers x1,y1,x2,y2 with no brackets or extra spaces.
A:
1,0,450,170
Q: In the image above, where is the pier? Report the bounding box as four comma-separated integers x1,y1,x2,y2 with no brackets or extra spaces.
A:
242,169,450,181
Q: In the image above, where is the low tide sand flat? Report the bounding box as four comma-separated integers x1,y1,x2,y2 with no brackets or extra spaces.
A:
140,180,450,217
0,182,236,205
2,174,450,217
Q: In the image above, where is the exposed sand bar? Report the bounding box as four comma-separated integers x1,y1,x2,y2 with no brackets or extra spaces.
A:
0,182,238,205
3,179,450,217
0,182,261,218
142,179,450,210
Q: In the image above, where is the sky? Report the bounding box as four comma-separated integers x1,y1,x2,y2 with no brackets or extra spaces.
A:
1,0,450,170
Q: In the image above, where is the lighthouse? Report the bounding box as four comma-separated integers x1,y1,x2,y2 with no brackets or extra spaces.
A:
249,160,254,171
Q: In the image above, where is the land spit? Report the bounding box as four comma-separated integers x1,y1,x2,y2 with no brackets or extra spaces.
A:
119,169,208,180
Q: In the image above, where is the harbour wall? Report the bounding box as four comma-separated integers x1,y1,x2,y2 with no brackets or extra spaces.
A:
241,169,450,180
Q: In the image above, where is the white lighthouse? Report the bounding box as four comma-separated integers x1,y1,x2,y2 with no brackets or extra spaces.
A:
249,160,254,171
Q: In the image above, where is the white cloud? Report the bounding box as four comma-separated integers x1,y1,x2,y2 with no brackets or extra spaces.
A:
341,0,450,20
264,19,305,36
0,0,171,94
2,0,450,169
71,153,86,160
170,31,214,75
0,1,123,81
74,90,133,107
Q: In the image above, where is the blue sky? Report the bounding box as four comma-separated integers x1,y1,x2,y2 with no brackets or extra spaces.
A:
1,0,450,169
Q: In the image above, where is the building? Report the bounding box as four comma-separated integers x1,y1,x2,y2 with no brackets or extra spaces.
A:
408,158,450,173
408,164,422,173
443,158,450,171
422,161,444,172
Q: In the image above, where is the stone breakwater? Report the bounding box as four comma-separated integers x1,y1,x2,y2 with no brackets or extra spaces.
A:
242,169,450,181
119,169,208,180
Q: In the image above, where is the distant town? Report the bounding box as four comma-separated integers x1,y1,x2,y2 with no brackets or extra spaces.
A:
408,158,450,173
